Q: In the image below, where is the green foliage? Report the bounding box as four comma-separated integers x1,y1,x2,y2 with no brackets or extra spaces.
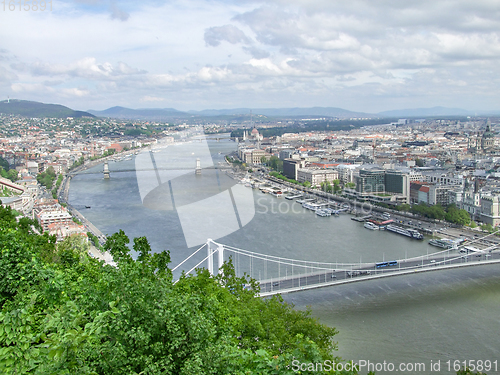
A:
0,156,8,171
264,156,283,173
409,203,471,225
445,205,471,226
320,180,341,194
470,221,477,228
0,99,95,118
87,231,101,249
0,166,18,183
395,203,411,212
230,118,399,138
410,203,446,220
37,166,57,189
226,156,242,166
90,149,115,161
480,223,494,233
70,156,84,170
269,171,301,185
0,208,356,374
124,128,152,136
333,179,341,193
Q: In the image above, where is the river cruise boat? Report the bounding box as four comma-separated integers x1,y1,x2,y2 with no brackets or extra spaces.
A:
428,238,458,249
364,222,379,230
386,224,424,240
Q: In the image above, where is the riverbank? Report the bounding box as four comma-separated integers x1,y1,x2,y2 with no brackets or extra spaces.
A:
261,174,499,249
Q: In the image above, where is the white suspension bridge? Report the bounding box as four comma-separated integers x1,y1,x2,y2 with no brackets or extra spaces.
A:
173,235,500,297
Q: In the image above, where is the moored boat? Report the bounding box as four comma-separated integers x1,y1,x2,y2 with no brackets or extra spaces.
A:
386,224,424,240
364,222,379,230
316,209,331,217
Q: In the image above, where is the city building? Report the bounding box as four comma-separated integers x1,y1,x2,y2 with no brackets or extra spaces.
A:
36,209,73,232
296,168,339,187
479,195,500,226
283,158,306,180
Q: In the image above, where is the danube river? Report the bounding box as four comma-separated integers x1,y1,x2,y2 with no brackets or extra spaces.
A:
69,137,500,374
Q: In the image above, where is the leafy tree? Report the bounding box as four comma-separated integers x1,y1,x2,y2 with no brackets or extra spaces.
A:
320,181,333,193
0,156,8,171
0,205,366,374
0,166,18,183
333,179,341,193
395,203,411,212
37,166,57,189
480,223,494,233
445,206,471,226
70,156,84,169
265,155,283,172
410,203,445,220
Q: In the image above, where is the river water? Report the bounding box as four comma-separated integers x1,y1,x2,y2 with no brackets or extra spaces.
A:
69,136,500,374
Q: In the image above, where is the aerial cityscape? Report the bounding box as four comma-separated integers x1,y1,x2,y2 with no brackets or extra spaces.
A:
2,0,500,374
1,99,500,373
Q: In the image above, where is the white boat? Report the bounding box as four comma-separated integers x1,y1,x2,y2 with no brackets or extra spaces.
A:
285,194,303,200
297,198,314,204
386,224,424,240
316,209,331,217
429,238,456,249
364,222,379,230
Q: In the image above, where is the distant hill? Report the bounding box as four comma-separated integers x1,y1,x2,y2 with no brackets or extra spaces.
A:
377,106,474,117
188,106,373,118
88,106,374,120
0,99,95,118
87,106,189,120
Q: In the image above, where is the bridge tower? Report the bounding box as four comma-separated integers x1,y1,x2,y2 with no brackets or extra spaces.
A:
103,161,110,179
207,239,224,276
195,158,201,175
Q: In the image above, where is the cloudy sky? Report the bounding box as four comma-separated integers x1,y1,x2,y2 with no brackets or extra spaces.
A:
1,0,500,113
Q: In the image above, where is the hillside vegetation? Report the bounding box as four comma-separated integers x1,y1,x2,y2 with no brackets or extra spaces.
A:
0,204,359,374
0,100,95,118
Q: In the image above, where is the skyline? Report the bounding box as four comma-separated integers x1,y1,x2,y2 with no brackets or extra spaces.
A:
1,0,500,113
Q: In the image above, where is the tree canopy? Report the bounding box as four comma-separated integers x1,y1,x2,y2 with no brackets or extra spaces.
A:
0,204,483,374
0,204,362,374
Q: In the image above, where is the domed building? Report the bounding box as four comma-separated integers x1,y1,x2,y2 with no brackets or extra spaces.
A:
481,121,495,151
242,126,263,142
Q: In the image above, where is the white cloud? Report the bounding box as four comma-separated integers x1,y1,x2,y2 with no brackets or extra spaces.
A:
1,0,500,111
204,25,252,47
11,58,146,80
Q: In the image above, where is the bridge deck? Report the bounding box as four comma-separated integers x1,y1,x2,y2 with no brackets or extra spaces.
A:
259,255,500,296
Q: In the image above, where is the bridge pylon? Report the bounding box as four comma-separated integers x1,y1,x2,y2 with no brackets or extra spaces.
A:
103,161,110,179
206,239,224,276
